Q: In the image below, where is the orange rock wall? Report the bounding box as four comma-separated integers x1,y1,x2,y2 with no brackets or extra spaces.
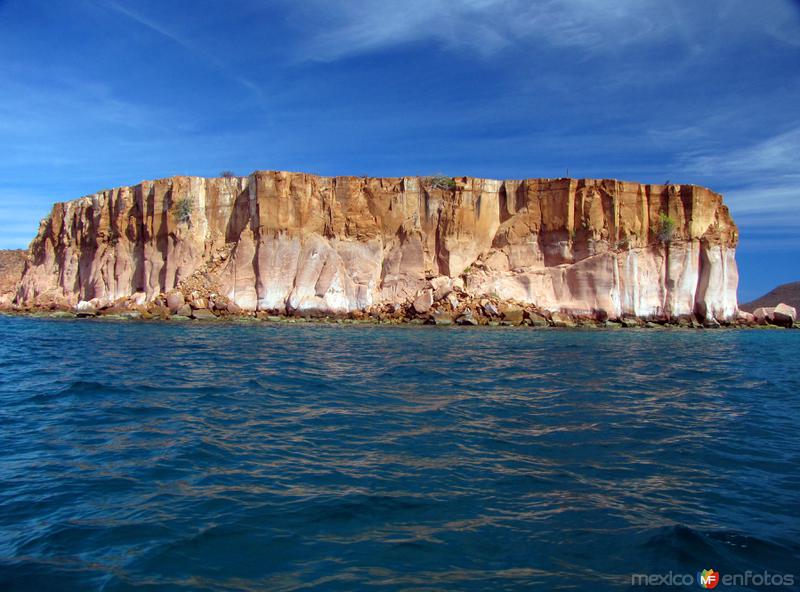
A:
16,172,739,320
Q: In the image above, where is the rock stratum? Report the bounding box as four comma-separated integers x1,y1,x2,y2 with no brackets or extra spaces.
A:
15,172,740,322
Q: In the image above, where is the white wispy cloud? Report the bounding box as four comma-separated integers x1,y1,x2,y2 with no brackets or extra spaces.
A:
288,0,656,61
284,0,800,62
678,126,800,227
723,187,799,239
687,127,800,181
724,185,800,217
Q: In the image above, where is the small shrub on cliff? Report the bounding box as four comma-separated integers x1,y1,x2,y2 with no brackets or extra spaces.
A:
657,213,676,243
220,170,236,178
174,196,194,224
424,175,456,190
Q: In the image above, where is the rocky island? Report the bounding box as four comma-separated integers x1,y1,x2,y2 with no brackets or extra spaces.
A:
0,171,771,326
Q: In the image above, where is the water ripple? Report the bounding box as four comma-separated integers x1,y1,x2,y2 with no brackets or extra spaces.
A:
0,317,798,590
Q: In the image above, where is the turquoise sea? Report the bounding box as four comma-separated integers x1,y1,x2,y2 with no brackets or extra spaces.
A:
0,316,798,591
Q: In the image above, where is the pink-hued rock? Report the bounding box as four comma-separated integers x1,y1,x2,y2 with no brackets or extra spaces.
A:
430,276,453,301
752,304,795,327
413,289,434,314
736,310,756,325
165,290,184,314
0,250,25,301
15,172,739,321
753,307,774,325
772,303,796,327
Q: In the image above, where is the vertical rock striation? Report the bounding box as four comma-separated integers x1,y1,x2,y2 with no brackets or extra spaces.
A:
16,172,739,321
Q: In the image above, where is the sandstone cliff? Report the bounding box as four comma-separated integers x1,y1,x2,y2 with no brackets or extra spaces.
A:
0,249,26,303
15,172,739,321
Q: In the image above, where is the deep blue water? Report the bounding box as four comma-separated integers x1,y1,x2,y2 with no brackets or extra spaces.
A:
0,316,799,591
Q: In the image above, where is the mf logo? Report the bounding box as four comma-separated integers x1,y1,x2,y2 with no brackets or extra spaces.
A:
697,569,719,589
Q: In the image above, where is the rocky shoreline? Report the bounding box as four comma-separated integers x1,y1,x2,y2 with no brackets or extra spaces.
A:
2,291,796,329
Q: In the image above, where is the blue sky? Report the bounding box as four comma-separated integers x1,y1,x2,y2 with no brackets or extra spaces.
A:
0,0,798,301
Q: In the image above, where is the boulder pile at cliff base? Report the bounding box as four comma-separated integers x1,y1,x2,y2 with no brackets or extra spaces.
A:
3,283,797,329
750,303,798,328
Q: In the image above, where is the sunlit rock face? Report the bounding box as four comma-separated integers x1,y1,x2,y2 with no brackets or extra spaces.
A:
0,249,26,306
16,172,739,320
0,249,25,286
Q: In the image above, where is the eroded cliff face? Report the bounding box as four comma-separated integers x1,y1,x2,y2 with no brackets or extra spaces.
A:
0,249,26,304
16,172,739,320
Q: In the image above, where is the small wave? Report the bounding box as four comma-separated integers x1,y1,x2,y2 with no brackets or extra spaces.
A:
58,380,111,396
2,318,799,591
25,380,115,403
640,524,800,573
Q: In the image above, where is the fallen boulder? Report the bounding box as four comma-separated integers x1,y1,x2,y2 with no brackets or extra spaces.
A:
772,303,797,328
432,310,453,325
429,276,453,301
446,293,459,309
191,308,218,320
413,289,434,314
75,300,97,317
499,304,524,325
482,301,499,317
753,307,775,325
528,312,549,327
456,308,478,325
191,298,208,310
165,290,185,314
551,312,576,328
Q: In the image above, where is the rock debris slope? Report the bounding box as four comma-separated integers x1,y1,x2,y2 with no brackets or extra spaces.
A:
16,172,739,321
